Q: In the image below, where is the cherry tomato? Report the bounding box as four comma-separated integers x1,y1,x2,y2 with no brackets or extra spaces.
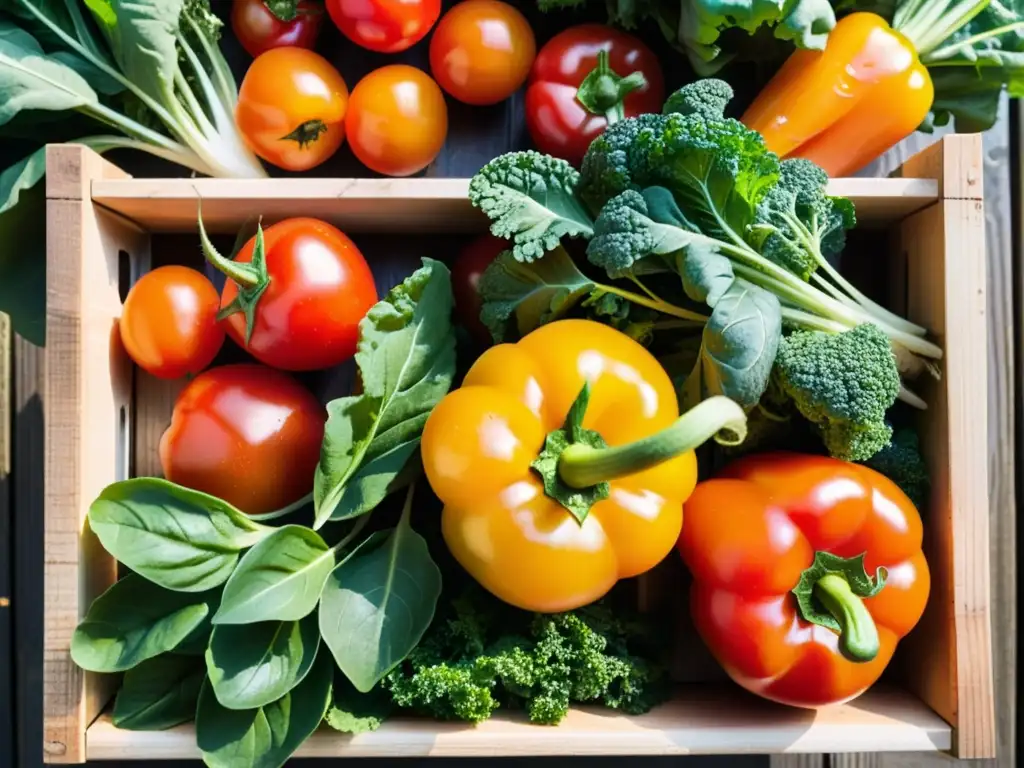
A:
159,364,325,516
345,65,448,177
119,265,225,380
429,0,536,106
526,24,664,167
206,217,378,371
451,234,506,343
326,0,440,53
236,47,349,171
231,0,324,58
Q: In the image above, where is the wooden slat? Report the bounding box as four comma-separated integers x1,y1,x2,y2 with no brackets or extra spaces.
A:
0,312,11,768
42,145,144,764
892,136,994,760
84,685,950,760
88,176,939,234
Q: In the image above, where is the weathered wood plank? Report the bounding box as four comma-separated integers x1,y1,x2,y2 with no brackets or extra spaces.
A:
0,311,13,768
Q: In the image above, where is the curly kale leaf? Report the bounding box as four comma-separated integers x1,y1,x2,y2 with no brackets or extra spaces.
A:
468,151,594,263
477,246,597,342
773,323,901,462
382,587,670,726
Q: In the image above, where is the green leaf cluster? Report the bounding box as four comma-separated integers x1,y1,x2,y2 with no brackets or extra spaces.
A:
70,262,456,768
467,77,943,464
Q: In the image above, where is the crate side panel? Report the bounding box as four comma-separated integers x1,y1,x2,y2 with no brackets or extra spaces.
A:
897,199,994,759
43,198,147,763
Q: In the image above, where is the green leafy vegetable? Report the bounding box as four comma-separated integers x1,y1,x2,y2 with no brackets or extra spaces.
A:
313,258,456,527
70,574,219,673
325,669,393,735
860,424,931,509
468,150,594,262
195,648,332,768
319,486,442,694
205,614,321,711
112,654,206,730
87,477,271,592
383,585,671,725
214,525,334,626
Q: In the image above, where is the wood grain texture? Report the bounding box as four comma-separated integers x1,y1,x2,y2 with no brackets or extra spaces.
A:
42,146,141,764
85,686,950,760
89,177,939,234
0,312,12,768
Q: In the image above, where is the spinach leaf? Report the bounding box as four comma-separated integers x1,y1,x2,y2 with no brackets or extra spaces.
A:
70,574,219,672
214,525,334,625
0,20,98,124
478,246,597,342
325,668,392,735
468,150,594,262
196,647,332,768
313,258,456,527
88,478,271,593
0,167,44,345
320,492,442,693
205,613,320,711
112,654,205,730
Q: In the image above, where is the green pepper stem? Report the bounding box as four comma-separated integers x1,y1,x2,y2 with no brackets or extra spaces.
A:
813,573,880,663
197,199,261,288
575,50,647,125
557,395,747,488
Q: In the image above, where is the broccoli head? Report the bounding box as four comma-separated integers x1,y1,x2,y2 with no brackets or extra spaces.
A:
773,323,901,462
578,112,669,213
662,78,735,120
861,426,931,510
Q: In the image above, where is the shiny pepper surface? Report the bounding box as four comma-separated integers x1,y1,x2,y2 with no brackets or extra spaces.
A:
677,452,931,708
422,319,745,613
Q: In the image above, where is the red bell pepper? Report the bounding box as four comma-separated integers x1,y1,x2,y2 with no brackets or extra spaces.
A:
677,451,930,708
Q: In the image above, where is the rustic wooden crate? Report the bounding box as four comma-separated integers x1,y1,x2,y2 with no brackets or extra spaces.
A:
41,137,994,763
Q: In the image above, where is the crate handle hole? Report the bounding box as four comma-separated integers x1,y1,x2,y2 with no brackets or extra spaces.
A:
117,249,132,304
117,404,129,481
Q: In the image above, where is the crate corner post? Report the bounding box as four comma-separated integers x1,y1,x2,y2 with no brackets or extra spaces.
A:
42,144,141,764
896,133,996,760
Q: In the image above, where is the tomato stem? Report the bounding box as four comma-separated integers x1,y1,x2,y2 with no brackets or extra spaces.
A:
280,119,328,149
814,574,881,663
575,49,647,125
557,395,747,488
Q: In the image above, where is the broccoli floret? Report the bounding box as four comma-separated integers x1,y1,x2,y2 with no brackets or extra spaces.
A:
773,323,901,462
578,113,669,213
662,79,734,120
861,426,931,510
468,151,594,263
382,586,670,726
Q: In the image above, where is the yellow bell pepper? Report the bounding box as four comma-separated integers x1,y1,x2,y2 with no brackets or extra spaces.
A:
421,319,747,613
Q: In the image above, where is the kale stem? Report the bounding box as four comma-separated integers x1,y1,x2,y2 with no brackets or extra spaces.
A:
628,275,661,302
598,284,708,322
924,20,1024,62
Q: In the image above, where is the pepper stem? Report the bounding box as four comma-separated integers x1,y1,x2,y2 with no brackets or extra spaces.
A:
814,574,880,662
557,395,747,489
575,49,647,125
197,200,261,288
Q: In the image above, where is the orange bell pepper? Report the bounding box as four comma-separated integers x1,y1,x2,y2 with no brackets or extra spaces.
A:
421,319,746,614
742,11,935,177
677,451,930,707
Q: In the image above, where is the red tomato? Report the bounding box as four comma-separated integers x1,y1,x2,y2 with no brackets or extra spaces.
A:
231,0,323,58
326,0,440,53
207,217,378,371
119,265,225,380
236,47,349,172
429,0,536,106
159,364,325,516
526,24,664,167
345,65,448,177
451,234,506,343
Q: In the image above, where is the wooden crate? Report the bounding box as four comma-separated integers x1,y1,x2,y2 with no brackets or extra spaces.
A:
41,138,995,763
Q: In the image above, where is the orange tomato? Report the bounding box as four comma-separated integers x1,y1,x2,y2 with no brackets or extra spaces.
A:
119,265,225,380
236,46,349,172
159,364,326,516
429,0,536,106
345,65,448,177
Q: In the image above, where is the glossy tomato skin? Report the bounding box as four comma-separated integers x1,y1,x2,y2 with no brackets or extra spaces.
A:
326,0,440,53
429,0,536,106
231,0,323,58
451,234,506,343
120,265,225,380
526,24,664,167
221,218,377,371
159,364,326,516
236,47,348,171
346,65,448,177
